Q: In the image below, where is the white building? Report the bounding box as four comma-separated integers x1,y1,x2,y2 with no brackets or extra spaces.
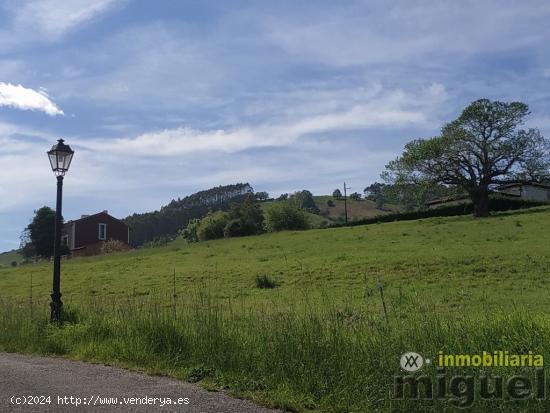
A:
496,182,550,202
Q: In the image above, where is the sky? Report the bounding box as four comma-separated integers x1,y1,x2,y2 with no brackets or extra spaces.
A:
1,0,550,252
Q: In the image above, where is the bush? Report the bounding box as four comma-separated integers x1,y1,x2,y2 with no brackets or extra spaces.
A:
264,202,310,232
101,240,129,254
255,275,277,289
10,261,17,267
180,218,200,243
197,211,229,241
327,200,335,207
223,218,247,237
226,195,264,237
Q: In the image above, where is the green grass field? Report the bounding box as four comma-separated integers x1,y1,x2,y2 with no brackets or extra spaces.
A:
2,207,550,412
1,206,549,312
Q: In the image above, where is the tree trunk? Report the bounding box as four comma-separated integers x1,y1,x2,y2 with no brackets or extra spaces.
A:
470,188,489,217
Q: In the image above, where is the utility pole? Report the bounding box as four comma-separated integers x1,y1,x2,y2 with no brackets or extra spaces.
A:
343,182,349,225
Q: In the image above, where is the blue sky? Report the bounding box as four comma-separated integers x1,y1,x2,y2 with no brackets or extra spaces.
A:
1,0,550,252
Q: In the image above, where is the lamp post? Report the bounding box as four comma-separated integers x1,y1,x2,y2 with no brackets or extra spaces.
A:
47,139,74,322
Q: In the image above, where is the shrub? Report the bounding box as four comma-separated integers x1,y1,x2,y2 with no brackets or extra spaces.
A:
10,261,17,267
255,275,277,289
101,240,129,254
180,218,200,243
197,211,229,241
223,218,247,237
327,200,335,207
264,202,310,232
226,195,264,237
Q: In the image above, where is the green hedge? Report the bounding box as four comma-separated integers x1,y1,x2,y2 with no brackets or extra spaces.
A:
331,196,546,228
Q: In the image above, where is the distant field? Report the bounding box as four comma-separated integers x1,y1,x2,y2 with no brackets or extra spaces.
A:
261,195,398,229
313,195,399,223
0,250,22,267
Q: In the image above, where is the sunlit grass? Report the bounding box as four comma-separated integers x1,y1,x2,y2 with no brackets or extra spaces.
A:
2,207,550,412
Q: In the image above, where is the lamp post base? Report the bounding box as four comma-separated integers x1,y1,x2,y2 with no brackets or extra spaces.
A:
50,293,63,322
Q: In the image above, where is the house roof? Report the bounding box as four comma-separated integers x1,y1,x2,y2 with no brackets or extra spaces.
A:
496,182,550,190
425,194,469,206
426,190,525,206
65,211,128,227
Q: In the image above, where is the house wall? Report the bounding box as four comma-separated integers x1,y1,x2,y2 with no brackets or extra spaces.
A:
498,185,550,202
62,212,131,256
61,222,75,250
73,213,129,247
72,240,132,257
522,186,550,202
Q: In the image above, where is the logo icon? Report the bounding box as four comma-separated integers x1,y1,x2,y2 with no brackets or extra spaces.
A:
400,352,424,372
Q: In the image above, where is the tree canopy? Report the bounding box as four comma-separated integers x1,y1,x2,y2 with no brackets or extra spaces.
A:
384,99,550,216
20,206,64,259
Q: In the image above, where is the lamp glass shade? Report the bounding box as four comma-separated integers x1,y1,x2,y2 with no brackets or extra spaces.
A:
47,139,74,176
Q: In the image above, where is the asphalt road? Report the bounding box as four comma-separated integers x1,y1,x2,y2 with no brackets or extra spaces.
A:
0,352,284,413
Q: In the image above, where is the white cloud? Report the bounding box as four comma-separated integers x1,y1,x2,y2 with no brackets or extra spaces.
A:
78,83,445,156
0,82,64,116
13,0,124,40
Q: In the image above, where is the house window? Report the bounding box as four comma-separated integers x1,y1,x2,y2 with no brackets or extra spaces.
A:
98,223,107,240
61,235,69,246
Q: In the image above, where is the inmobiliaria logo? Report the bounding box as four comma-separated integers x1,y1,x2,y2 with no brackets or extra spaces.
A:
394,351,545,408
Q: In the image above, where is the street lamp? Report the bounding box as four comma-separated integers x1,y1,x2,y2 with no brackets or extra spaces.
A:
47,139,74,322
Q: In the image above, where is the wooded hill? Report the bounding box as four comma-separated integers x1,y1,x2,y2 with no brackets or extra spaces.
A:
124,183,253,246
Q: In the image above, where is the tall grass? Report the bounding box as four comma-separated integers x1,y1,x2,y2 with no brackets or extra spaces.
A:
1,294,550,412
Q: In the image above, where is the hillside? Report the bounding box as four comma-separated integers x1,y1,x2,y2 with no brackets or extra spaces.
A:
313,195,399,223
2,206,549,314
261,195,398,229
123,183,254,246
0,250,22,268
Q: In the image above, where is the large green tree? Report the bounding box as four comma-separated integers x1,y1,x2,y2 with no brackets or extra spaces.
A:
20,206,63,259
384,99,550,217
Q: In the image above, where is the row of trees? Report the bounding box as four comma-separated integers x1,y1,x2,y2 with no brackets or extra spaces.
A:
331,189,362,201
275,190,320,213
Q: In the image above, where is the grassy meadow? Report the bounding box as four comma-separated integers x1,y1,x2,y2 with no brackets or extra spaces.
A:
1,206,550,412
